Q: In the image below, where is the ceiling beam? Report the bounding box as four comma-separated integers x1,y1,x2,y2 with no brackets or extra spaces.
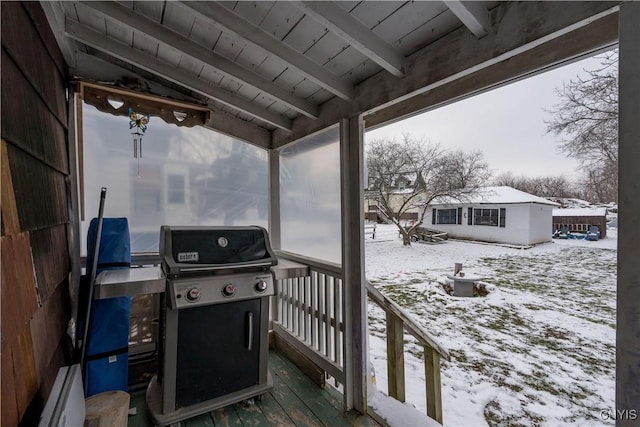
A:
65,19,292,131
292,1,406,78
272,2,619,147
180,1,354,101
80,1,319,119
365,13,618,130
443,1,491,38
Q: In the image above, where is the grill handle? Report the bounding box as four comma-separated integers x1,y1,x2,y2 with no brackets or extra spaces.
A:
246,312,253,351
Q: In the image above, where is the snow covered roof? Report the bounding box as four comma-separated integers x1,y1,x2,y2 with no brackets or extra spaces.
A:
552,207,608,217
431,186,559,206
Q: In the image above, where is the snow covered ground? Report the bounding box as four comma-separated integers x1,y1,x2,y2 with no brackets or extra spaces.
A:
365,224,617,427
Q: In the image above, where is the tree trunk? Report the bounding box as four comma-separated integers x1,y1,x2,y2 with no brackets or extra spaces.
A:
401,230,412,246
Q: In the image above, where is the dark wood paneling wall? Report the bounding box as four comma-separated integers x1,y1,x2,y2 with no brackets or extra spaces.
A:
1,2,70,426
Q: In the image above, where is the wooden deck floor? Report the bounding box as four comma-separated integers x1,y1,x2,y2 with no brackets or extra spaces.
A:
128,350,381,427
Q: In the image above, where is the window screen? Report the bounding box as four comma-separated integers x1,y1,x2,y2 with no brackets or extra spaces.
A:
474,208,499,226
437,208,457,224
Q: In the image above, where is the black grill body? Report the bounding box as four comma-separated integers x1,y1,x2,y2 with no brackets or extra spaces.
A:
146,226,276,426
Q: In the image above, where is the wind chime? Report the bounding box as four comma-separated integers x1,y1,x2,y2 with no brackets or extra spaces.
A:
129,107,150,176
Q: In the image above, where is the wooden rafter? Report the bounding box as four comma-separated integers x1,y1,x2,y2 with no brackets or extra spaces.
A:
181,0,354,101
81,1,319,119
65,19,292,130
292,1,406,78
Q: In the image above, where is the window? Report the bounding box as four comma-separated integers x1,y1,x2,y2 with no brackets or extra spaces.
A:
167,174,185,204
474,208,499,226
437,208,458,224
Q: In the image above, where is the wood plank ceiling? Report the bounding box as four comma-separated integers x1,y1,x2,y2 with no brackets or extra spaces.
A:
40,1,619,147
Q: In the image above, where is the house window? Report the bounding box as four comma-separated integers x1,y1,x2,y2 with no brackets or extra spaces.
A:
167,174,185,204
474,208,499,226
436,208,458,224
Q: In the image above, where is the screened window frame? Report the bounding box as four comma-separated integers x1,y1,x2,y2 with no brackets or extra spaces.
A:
472,207,506,227
436,208,458,225
167,174,186,205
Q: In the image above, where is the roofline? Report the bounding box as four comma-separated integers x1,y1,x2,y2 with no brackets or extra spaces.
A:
428,201,559,207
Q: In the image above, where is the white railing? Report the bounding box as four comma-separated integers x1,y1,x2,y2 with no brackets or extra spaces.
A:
271,253,449,425
271,251,345,384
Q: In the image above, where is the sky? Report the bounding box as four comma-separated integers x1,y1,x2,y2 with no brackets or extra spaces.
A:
365,53,609,181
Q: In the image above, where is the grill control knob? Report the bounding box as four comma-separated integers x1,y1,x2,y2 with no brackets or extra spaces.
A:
255,280,268,293
222,284,236,297
186,288,201,302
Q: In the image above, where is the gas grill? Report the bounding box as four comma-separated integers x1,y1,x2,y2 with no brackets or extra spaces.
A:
146,225,277,426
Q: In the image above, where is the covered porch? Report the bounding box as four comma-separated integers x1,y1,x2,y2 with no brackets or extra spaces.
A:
1,1,639,426
128,349,381,427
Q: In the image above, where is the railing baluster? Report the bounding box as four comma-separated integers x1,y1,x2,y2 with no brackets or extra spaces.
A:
277,279,283,324
287,278,293,329
301,276,307,343
293,277,299,335
319,272,326,354
425,346,443,424
386,314,405,402
311,271,317,350
325,275,332,359
298,277,303,338
333,277,340,365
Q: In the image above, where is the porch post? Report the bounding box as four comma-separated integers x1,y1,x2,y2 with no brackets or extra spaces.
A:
268,149,281,251
340,116,368,413
617,2,640,424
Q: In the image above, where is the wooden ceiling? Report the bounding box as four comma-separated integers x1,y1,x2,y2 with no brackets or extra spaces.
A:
40,1,620,148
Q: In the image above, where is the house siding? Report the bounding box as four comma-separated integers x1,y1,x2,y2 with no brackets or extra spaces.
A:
426,203,552,245
1,2,70,425
552,215,608,238
530,205,555,244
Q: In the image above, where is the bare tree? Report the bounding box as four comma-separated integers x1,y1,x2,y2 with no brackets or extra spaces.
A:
546,50,618,202
366,134,491,245
492,172,579,198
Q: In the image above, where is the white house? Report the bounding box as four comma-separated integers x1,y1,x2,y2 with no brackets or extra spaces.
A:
422,186,559,246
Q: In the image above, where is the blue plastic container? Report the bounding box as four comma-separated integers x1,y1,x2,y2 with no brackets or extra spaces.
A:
85,217,131,397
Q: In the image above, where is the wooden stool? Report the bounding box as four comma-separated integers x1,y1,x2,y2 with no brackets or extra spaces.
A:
85,390,130,427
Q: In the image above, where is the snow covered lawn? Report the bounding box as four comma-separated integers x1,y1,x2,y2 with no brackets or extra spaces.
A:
365,224,617,426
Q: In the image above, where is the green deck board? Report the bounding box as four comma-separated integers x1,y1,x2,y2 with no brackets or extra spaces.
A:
270,351,380,427
211,405,244,427
183,412,215,427
269,369,325,427
232,399,272,427
315,382,381,427
125,351,379,427
128,390,153,427
255,390,297,427
269,351,356,427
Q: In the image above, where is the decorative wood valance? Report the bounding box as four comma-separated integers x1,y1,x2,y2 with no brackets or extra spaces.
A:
75,81,210,128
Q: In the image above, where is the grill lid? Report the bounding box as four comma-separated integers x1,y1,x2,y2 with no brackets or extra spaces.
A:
160,225,277,276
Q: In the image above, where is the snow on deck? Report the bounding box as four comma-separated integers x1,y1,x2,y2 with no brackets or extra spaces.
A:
365,224,616,426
